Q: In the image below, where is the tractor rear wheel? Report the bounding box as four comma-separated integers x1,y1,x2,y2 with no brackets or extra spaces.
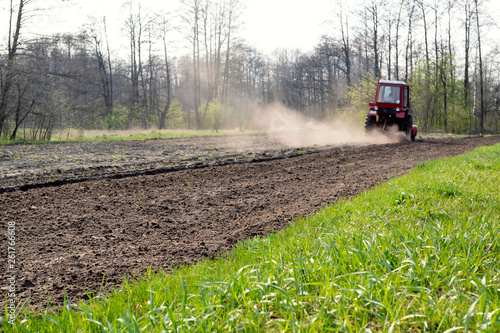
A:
402,115,414,141
365,116,376,133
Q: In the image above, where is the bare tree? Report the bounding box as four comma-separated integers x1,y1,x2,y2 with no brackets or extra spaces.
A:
417,0,430,76
159,18,172,130
338,0,352,85
463,0,472,129
365,0,381,78
125,1,141,111
104,18,114,116
386,18,392,80
181,0,202,127
432,0,440,128
404,2,415,81
222,0,242,100
0,0,28,136
87,17,114,118
9,70,47,140
394,0,405,80
474,0,484,134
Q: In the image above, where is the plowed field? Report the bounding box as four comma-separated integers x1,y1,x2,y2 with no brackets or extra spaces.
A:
1,134,499,310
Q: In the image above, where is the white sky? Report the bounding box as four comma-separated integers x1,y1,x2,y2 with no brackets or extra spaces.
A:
242,0,332,53
0,0,332,57
1,0,499,58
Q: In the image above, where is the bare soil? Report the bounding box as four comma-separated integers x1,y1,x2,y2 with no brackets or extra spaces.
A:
0,134,319,192
1,134,499,311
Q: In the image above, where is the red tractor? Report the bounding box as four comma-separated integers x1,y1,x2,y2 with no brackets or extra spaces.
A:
365,80,417,141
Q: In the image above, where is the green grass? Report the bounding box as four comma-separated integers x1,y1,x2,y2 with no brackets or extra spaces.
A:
0,129,259,145
3,144,500,332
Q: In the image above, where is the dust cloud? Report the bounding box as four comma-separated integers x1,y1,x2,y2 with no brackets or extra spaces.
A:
251,103,402,147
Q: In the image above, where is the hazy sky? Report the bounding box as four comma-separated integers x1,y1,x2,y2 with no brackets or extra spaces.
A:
0,0,332,56
1,0,499,58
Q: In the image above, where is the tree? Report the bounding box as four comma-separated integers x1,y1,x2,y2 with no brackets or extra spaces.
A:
159,18,172,130
87,17,114,118
404,2,416,81
394,0,405,80
365,0,381,78
124,0,142,111
334,0,352,85
0,0,28,136
474,0,484,134
463,0,473,129
181,0,202,127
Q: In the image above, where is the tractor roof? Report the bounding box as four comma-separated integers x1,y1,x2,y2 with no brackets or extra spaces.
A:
379,80,407,85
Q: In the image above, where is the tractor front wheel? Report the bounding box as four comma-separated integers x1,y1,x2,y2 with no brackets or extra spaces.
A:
365,115,376,133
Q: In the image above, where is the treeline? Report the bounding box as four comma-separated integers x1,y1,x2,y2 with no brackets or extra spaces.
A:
1,0,499,140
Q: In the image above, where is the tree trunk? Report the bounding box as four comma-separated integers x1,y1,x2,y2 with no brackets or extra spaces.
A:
336,0,351,86
395,0,404,80
434,4,439,128
371,3,380,78
419,1,430,78
387,19,392,80
475,0,484,134
190,0,201,128
127,4,140,114
159,21,172,130
464,0,471,130
404,2,415,82
104,17,114,114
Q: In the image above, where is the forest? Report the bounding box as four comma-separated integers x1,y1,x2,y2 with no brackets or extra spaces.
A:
1,0,499,141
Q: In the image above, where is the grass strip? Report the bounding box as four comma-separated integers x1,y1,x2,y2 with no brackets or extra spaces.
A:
3,143,500,332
